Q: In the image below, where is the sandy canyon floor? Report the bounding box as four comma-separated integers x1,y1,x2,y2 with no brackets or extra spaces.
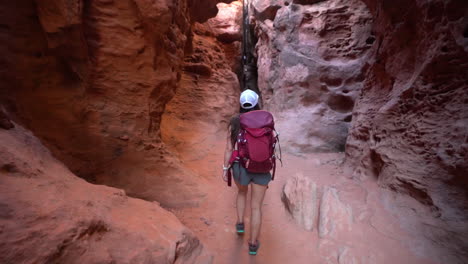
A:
165,134,438,264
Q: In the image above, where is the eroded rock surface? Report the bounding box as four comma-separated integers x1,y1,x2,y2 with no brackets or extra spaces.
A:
345,0,468,262
252,0,373,152
1,0,467,263
0,124,212,264
206,1,243,44
0,0,237,207
161,1,241,165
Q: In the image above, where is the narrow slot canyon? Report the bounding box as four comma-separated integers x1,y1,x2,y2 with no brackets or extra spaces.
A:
0,0,467,263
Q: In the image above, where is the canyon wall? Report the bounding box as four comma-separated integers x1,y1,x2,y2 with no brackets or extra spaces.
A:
0,0,237,208
161,1,242,164
0,124,212,264
251,0,374,153
0,0,239,262
2,0,467,262
345,0,468,262
249,0,467,262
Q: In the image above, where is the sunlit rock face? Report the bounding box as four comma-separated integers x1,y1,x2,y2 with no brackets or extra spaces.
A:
206,1,243,73
251,0,373,153
345,0,468,262
0,0,235,207
207,1,243,44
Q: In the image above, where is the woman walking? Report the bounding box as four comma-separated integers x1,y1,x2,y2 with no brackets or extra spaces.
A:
222,89,276,255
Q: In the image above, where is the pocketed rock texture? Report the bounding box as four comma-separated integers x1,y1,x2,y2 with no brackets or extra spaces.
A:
345,0,468,263
251,0,373,152
0,124,212,264
0,0,235,207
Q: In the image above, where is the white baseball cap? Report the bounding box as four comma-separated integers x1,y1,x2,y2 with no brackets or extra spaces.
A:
240,89,259,109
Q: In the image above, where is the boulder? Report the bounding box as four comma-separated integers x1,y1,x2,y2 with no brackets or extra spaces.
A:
281,172,318,231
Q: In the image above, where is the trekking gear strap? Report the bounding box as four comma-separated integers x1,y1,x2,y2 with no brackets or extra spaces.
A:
274,130,283,167
272,157,276,180
271,130,282,181
227,150,240,187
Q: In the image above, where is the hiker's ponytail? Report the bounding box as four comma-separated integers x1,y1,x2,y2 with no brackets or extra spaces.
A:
229,115,240,148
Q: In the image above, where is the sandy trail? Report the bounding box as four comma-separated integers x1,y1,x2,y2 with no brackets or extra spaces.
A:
166,135,437,264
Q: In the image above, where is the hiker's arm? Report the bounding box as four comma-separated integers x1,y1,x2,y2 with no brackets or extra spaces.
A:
222,131,233,181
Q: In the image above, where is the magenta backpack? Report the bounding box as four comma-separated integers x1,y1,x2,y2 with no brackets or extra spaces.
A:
237,110,280,180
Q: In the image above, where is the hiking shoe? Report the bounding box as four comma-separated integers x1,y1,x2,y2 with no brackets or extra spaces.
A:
236,223,245,234
248,241,260,255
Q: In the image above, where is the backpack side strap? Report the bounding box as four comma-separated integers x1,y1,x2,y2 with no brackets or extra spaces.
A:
271,129,282,181
274,130,283,167
272,157,276,181
227,150,240,187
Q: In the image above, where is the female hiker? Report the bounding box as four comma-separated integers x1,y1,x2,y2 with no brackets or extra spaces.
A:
222,89,278,255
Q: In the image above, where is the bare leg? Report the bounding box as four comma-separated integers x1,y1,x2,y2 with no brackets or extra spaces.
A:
250,183,268,244
235,181,248,224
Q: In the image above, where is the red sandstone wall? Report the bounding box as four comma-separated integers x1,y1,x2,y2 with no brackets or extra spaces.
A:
0,0,235,207
0,0,237,262
0,124,212,263
2,0,467,262
345,0,468,262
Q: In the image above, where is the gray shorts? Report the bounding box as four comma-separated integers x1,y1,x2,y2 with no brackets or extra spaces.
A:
232,162,272,186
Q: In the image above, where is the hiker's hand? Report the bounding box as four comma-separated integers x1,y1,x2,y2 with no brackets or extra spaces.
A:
222,170,228,182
